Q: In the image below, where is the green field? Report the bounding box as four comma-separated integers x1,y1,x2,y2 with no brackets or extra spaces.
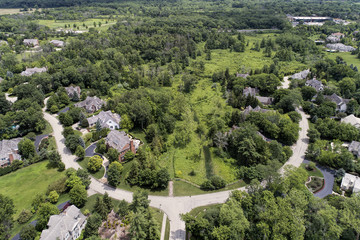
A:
173,180,245,196
37,18,117,31
0,161,65,216
0,8,37,15
325,51,360,69
301,163,324,178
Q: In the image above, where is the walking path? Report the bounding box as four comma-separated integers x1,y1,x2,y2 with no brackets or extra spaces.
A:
40,74,313,240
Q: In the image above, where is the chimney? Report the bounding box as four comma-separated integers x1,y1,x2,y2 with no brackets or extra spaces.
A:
130,140,136,154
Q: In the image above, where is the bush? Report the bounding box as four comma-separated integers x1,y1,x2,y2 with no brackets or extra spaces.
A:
88,155,103,172
209,175,226,189
47,177,67,194
47,190,59,204
200,180,215,190
17,209,33,224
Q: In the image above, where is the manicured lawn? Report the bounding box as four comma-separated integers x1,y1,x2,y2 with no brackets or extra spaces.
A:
326,51,360,69
301,163,324,178
0,161,66,216
173,179,246,196
77,157,105,179
165,217,170,240
41,121,54,135
188,204,222,217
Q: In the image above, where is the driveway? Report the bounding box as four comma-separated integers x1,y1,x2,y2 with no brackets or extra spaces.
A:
34,134,49,153
85,143,97,157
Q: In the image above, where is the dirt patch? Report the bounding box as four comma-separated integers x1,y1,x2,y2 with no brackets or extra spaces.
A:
98,210,129,240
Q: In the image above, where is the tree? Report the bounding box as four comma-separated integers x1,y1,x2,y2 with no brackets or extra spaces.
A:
20,224,37,240
131,190,150,213
117,200,129,218
0,194,14,240
36,202,59,231
0,94,11,115
83,213,102,238
31,194,45,212
75,146,85,159
124,151,135,162
76,169,91,189
47,191,59,204
94,196,108,220
18,138,35,159
129,212,148,239
301,86,317,101
87,155,103,172
69,183,87,208
307,128,320,143
340,194,360,240
65,135,83,153
107,162,123,187
107,148,119,162
48,151,62,168
17,209,32,224
103,192,113,213
120,114,133,130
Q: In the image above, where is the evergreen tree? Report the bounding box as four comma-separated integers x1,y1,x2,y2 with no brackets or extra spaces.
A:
103,192,113,213
94,196,108,220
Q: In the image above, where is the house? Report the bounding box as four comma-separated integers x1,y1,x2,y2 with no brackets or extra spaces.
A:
326,36,340,43
331,32,345,38
236,73,249,78
105,130,138,161
74,96,105,113
324,93,350,112
0,138,22,168
290,69,310,80
50,40,65,47
20,67,47,77
326,43,356,52
305,78,324,91
341,173,360,193
348,141,360,158
242,105,274,116
341,114,360,128
40,205,87,240
65,86,81,99
256,96,273,105
243,87,259,97
23,39,39,47
87,111,121,130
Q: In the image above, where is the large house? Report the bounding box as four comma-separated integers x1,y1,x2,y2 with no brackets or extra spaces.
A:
243,87,259,97
290,69,310,80
74,96,105,113
348,141,360,158
65,86,81,99
341,173,360,193
105,130,138,161
256,96,273,105
326,43,356,52
23,39,39,47
87,111,121,130
341,114,360,128
324,93,350,112
305,78,324,92
0,138,21,168
40,205,87,240
242,105,274,116
20,67,47,77
50,40,65,47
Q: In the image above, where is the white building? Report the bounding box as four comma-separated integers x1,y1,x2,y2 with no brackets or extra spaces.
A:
87,111,121,130
40,205,87,240
341,114,360,128
341,173,360,193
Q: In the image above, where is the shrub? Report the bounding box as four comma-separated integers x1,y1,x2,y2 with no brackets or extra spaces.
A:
17,209,33,224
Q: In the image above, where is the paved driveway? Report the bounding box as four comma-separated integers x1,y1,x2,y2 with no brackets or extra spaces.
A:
85,143,97,157
34,134,49,153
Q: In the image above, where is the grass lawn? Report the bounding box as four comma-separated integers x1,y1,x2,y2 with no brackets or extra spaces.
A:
41,121,54,135
173,180,245,196
0,8,37,15
0,161,65,216
77,157,105,179
37,18,117,31
188,204,222,217
165,217,170,240
325,51,360,69
301,163,324,178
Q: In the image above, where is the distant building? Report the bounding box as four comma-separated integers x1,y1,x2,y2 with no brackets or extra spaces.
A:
341,173,360,193
65,86,81,99
305,78,324,91
348,141,360,158
74,96,105,113
105,130,138,161
341,114,360,128
20,67,47,77
256,96,273,105
23,39,39,47
87,111,121,130
290,69,310,80
331,32,345,38
242,105,274,116
324,93,350,112
243,87,259,97
50,40,65,47
0,138,22,168
326,36,341,43
326,43,356,52
40,205,87,240
236,73,249,78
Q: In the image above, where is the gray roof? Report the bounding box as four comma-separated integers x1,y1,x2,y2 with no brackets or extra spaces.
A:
0,138,22,166
305,78,324,91
87,111,121,128
256,96,273,105
74,96,105,113
326,43,356,52
20,67,47,77
65,86,81,98
40,205,87,240
349,141,360,154
341,114,360,128
324,93,349,106
326,36,340,43
243,87,258,97
50,40,65,47
243,105,274,116
23,39,39,46
290,69,310,80
105,130,131,153
236,73,249,78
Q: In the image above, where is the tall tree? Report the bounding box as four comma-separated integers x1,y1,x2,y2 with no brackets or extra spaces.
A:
0,194,14,240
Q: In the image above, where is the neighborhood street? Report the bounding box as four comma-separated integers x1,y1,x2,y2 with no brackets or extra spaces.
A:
39,73,316,240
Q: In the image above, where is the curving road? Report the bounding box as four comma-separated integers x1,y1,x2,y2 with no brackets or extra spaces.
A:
40,73,313,240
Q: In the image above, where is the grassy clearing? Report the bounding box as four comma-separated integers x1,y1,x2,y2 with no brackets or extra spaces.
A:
37,19,117,31
301,163,324,178
41,121,54,135
325,51,360,69
188,204,222,217
0,161,65,217
77,157,105,179
173,180,245,196
0,8,37,15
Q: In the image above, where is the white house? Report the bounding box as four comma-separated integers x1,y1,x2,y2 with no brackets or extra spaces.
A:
341,173,360,193
40,205,87,240
87,111,121,130
341,114,360,128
